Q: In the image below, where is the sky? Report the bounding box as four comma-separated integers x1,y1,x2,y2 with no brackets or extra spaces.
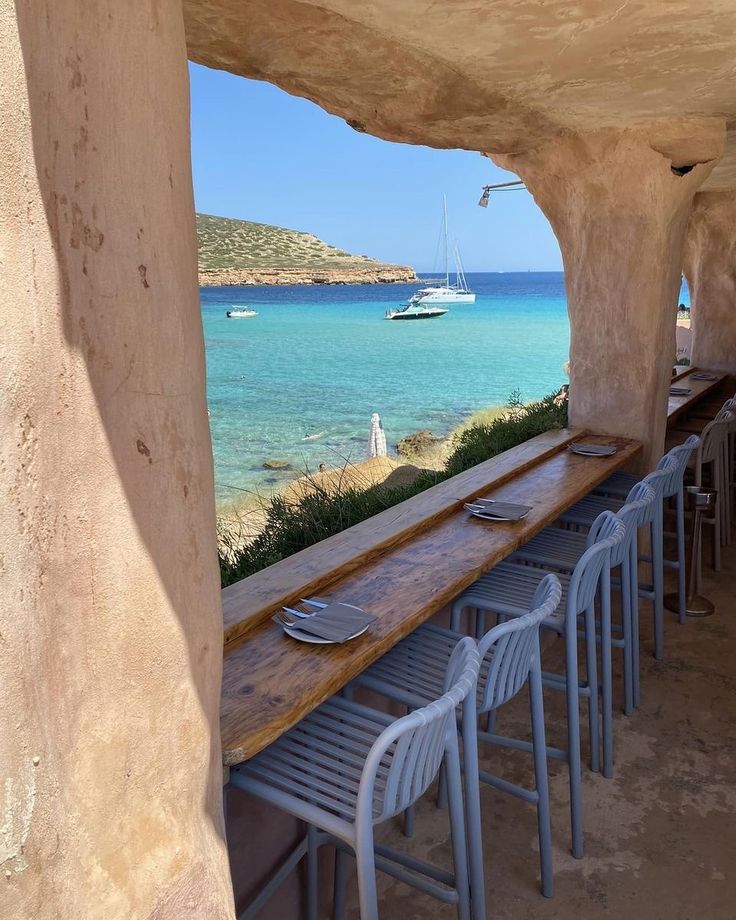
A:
189,63,563,273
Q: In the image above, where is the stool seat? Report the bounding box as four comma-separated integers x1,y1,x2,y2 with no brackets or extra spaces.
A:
233,696,396,833
461,562,569,632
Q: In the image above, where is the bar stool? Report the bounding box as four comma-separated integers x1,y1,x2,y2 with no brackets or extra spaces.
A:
230,638,480,920
673,402,735,544
510,482,656,752
350,574,562,914
450,514,626,859
556,458,677,661
594,436,699,624
690,414,732,575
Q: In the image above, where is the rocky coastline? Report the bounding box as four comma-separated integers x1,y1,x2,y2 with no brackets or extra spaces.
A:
199,265,418,286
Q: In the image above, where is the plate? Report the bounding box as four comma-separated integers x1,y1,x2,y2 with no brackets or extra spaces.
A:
282,622,371,645
568,444,617,457
467,508,530,522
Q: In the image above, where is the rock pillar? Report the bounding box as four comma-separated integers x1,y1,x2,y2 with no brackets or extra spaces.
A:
493,125,723,469
684,190,736,373
1,2,234,918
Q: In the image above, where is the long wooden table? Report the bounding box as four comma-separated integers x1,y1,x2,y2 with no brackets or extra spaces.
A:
221,429,640,766
667,367,726,423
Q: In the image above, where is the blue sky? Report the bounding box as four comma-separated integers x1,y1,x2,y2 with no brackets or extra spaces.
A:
189,63,562,272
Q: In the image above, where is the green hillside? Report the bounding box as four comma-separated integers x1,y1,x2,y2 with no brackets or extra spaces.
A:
197,213,392,271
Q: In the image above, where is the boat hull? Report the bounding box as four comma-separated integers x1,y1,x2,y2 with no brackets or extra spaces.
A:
411,290,475,305
386,309,448,320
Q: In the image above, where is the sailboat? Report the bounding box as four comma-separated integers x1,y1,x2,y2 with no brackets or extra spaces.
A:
409,196,476,306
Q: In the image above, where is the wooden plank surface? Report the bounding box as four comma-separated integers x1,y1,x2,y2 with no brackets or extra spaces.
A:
222,427,581,646
221,432,640,765
667,370,726,423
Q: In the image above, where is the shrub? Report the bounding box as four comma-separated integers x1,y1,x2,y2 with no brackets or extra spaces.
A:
218,389,568,586
219,471,443,586
444,390,568,477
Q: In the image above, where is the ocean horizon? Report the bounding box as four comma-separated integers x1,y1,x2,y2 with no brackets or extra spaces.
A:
202,271,690,508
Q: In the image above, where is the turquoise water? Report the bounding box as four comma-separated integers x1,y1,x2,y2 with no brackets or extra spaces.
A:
202,272,574,506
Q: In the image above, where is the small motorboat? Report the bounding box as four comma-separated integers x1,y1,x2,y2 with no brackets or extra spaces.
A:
385,303,448,320
226,307,258,318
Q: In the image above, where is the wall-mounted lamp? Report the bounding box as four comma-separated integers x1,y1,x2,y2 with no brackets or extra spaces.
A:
477,180,525,207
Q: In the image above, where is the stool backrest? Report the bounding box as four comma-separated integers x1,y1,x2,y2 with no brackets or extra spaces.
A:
723,401,736,434
476,573,562,714
570,512,626,614
362,637,480,824
608,482,656,567
658,435,699,497
640,461,676,519
698,416,730,472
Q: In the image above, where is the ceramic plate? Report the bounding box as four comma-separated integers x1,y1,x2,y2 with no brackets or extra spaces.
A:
467,508,530,522
281,622,371,645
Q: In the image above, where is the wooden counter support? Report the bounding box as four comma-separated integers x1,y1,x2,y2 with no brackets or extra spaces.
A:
221,431,641,766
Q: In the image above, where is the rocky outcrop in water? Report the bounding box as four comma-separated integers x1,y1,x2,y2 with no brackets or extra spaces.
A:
396,429,444,459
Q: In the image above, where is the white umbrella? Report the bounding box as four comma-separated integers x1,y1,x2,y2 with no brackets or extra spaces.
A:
368,412,387,458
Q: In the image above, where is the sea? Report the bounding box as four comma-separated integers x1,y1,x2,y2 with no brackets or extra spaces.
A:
201,272,582,508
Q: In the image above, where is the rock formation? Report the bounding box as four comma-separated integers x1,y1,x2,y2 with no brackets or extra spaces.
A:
200,265,417,286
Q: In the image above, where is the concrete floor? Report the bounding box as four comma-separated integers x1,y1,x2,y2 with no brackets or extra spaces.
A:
342,543,736,920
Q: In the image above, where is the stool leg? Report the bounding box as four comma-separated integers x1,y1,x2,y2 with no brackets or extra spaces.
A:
652,515,664,660
461,693,486,920
530,652,553,897
713,496,721,571
307,824,319,920
583,605,600,774
630,539,641,709
620,557,634,717
599,569,614,779
332,849,349,920
676,488,687,625
436,765,448,810
450,601,466,633
354,824,379,920
444,734,471,920
402,803,415,838
564,614,584,858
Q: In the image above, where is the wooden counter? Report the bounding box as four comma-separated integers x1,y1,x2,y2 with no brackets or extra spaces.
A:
221,430,640,766
222,427,580,646
667,368,726,423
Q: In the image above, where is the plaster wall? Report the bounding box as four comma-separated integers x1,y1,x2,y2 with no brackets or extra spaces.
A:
684,190,736,374
493,125,723,469
0,2,234,917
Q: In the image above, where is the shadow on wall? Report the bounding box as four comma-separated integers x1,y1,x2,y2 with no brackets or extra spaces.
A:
12,1,233,915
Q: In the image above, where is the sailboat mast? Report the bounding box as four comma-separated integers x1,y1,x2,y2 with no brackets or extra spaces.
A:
443,194,449,288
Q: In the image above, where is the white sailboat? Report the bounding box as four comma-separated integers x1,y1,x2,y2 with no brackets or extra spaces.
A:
409,196,476,306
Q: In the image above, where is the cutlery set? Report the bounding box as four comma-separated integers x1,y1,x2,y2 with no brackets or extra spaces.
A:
273,598,376,644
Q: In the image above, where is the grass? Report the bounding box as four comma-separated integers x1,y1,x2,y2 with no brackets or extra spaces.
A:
197,213,399,272
219,389,568,587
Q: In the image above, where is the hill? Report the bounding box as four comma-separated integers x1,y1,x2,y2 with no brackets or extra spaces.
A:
196,213,416,286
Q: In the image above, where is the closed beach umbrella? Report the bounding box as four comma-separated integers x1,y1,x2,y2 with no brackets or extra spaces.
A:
368,413,387,458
